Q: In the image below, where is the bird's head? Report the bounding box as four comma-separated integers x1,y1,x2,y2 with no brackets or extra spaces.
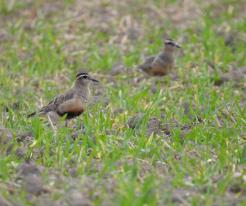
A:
164,39,181,52
75,71,99,87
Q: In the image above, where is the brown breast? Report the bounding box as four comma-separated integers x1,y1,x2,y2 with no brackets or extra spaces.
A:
57,98,85,119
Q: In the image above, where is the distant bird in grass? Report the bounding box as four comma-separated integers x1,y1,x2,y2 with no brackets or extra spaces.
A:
27,71,99,128
138,39,181,76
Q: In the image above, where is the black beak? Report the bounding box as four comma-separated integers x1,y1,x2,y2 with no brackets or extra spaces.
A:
89,77,99,83
175,43,181,48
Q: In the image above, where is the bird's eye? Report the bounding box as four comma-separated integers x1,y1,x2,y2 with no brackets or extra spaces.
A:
167,42,174,46
83,76,88,79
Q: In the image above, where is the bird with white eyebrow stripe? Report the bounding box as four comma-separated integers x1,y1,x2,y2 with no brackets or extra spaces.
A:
27,71,99,127
138,39,181,76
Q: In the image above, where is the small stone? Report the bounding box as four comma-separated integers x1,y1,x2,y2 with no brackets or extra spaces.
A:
147,117,162,136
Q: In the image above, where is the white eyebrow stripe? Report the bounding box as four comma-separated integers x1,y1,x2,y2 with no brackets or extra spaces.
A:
77,74,88,79
165,40,174,44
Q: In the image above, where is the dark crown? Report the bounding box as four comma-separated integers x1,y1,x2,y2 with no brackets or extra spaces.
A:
165,39,175,45
76,70,89,78
164,39,181,48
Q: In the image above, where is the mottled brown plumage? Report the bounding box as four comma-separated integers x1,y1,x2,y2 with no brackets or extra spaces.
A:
28,72,99,121
138,39,181,76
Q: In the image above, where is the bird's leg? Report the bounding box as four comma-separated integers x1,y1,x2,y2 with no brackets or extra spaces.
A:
156,76,164,84
80,122,86,134
65,120,69,127
48,114,57,134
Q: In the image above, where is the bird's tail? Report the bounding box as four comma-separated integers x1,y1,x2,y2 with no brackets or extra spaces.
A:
137,64,150,73
27,112,37,118
136,65,144,72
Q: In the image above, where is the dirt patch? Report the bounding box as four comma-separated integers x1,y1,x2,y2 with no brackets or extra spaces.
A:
65,188,92,206
0,195,12,206
110,63,126,76
22,174,46,196
15,146,28,159
34,194,59,206
0,125,13,145
128,113,198,139
0,125,14,156
228,175,246,195
147,117,162,136
171,188,197,205
162,118,191,138
17,161,44,177
214,66,246,86
71,124,86,140
15,162,50,198
182,101,204,123
15,132,44,160
3,102,20,113
16,132,34,143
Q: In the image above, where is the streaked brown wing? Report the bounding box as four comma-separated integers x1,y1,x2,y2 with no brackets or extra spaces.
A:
138,56,155,72
39,90,74,114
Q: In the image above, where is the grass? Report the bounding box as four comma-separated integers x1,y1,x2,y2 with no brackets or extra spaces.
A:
0,0,245,205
